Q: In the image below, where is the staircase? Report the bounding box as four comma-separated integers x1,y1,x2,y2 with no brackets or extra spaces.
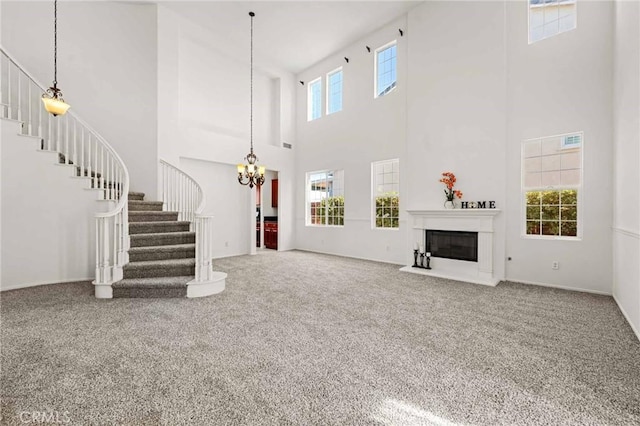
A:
112,191,199,298
1,45,225,299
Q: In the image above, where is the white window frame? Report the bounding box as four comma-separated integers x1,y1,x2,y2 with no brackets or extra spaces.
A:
528,0,578,44
521,131,583,240
307,77,322,121
326,67,343,115
374,40,397,99
305,170,345,227
371,159,400,230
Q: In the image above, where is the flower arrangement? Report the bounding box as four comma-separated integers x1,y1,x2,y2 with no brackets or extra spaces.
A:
439,172,463,202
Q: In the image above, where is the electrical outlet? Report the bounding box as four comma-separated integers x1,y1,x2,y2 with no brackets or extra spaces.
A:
552,261,559,270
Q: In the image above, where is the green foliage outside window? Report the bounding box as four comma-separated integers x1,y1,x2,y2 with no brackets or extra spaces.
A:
375,193,399,228
316,195,344,226
526,189,577,237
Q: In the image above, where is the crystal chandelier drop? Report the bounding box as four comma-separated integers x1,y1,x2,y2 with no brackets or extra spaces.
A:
237,11,265,189
42,0,70,116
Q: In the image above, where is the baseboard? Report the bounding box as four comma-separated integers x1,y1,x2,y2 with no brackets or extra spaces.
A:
294,248,404,267
0,278,92,292
613,294,640,342
506,278,612,296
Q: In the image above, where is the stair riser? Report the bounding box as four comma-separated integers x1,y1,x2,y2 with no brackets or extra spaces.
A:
129,202,164,212
124,265,195,279
128,194,145,201
130,234,196,248
129,248,195,262
129,213,179,222
113,288,187,298
129,223,190,234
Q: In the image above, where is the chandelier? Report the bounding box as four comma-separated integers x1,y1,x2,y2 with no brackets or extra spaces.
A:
42,0,70,116
237,11,265,189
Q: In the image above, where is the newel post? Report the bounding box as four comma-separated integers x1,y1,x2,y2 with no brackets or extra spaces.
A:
194,215,214,282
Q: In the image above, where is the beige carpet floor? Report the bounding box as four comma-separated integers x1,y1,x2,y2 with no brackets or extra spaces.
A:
1,250,639,425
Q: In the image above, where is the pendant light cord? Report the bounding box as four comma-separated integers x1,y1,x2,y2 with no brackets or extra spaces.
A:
249,11,254,152
53,0,58,87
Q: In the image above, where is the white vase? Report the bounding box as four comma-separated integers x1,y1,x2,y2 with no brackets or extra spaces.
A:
444,200,455,209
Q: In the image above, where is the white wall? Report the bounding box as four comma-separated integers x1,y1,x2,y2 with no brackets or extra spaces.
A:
1,1,158,199
505,1,614,294
406,1,507,279
612,0,640,339
294,16,409,265
1,120,108,290
157,6,296,254
178,158,251,259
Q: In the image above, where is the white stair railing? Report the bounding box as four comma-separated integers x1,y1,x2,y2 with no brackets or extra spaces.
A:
159,159,214,283
0,46,129,297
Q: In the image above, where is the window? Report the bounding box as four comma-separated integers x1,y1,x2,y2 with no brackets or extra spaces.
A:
307,78,322,121
529,0,577,44
372,159,399,229
375,42,397,98
327,68,343,115
306,170,344,226
522,132,582,238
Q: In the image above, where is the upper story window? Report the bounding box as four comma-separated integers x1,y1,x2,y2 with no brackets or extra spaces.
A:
307,78,322,121
372,159,399,229
375,41,397,98
522,132,583,238
327,68,343,115
529,0,577,44
306,170,344,226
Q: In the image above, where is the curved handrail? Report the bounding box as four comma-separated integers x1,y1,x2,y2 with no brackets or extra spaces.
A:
160,158,205,215
0,44,130,214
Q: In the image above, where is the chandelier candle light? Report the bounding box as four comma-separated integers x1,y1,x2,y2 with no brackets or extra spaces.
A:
237,11,266,189
439,172,463,209
42,0,70,116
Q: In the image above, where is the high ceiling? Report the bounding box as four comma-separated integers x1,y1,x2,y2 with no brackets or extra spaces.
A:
161,1,422,74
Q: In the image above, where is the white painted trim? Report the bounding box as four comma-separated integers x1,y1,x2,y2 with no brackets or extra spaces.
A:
507,278,612,296
613,227,640,239
187,271,226,298
613,295,640,342
1,278,93,292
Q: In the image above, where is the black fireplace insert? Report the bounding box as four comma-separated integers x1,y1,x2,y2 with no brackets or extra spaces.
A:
426,230,478,262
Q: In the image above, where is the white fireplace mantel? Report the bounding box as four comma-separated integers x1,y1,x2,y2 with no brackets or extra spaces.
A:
401,209,502,286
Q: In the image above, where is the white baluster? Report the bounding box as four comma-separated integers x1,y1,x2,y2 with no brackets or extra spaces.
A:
27,82,32,135
16,71,22,123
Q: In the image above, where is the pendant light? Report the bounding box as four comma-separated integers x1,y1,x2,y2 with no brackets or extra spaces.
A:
237,11,266,189
42,0,70,116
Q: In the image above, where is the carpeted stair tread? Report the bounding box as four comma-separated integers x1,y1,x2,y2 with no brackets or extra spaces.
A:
129,231,195,247
128,191,145,201
113,275,192,289
112,276,192,298
129,211,179,222
128,244,196,262
129,200,164,211
129,221,190,234
123,258,195,279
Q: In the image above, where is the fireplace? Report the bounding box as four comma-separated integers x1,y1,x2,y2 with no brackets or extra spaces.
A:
401,209,502,286
426,230,478,262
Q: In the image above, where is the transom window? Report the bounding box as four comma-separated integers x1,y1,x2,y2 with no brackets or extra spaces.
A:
306,170,344,226
372,159,399,229
375,42,397,98
529,0,577,44
307,78,322,121
327,68,343,115
522,132,582,238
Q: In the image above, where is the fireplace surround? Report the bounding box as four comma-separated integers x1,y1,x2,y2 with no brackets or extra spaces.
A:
401,209,502,286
